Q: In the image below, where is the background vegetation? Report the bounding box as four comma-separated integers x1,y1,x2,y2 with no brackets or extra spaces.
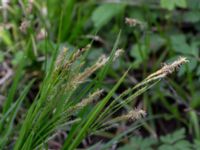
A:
0,0,200,149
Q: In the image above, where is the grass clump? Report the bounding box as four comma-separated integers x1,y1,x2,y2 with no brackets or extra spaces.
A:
0,39,188,149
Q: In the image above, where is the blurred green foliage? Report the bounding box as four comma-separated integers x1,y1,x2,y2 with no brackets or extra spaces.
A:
0,0,200,148
119,128,200,150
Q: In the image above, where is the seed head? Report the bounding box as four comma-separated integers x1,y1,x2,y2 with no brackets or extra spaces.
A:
124,109,146,121
68,89,104,112
114,49,124,60
125,17,142,27
147,56,189,80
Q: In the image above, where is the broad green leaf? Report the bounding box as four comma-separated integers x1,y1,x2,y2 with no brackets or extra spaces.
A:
187,58,197,72
150,34,165,52
175,0,187,8
91,3,125,29
183,11,200,23
187,0,200,9
170,34,190,54
119,128,193,150
119,137,156,150
161,0,175,10
88,48,104,63
129,7,145,22
194,140,200,149
160,128,185,144
130,44,148,68
190,42,199,56
158,144,175,150
12,51,24,65
174,140,192,150
161,0,187,10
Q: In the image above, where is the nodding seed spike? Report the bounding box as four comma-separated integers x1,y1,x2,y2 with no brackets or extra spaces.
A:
146,56,188,80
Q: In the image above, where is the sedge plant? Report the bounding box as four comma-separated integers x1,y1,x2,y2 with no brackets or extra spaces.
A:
0,38,188,149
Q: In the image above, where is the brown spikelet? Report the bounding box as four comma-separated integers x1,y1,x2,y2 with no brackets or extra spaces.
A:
146,56,189,80
56,47,68,67
104,108,146,125
125,17,142,27
71,44,91,62
68,89,104,112
19,20,30,34
75,55,109,83
75,49,124,83
113,49,124,60
116,109,146,121
63,44,91,69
